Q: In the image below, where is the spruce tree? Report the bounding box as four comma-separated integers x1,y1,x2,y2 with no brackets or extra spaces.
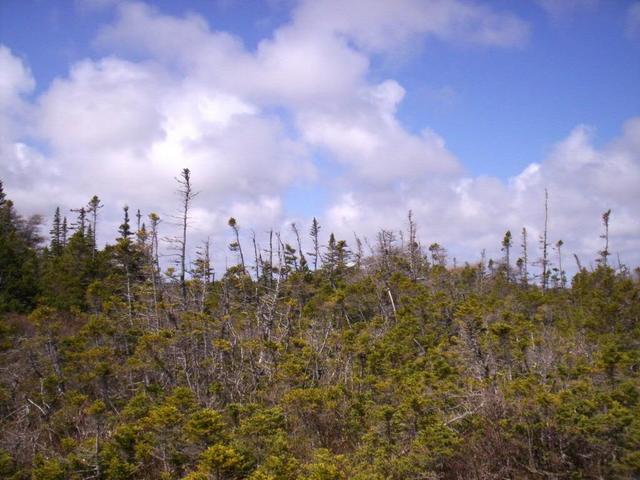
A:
501,230,512,280
50,207,63,256
87,195,103,258
308,217,321,271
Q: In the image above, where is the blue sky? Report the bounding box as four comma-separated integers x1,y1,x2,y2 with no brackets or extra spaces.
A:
1,0,639,270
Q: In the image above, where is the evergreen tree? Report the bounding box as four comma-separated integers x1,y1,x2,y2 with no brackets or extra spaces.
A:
87,195,103,257
49,207,63,256
501,230,512,280
119,205,133,239
0,183,41,311
308,217,321,271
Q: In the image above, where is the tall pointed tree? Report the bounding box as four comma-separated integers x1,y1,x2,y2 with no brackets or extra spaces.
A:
176,168,197,304
50,207,63,256
308,217,321,271
520,227,529,286
87,195,103,258
501,230,512,281
539,189,550,293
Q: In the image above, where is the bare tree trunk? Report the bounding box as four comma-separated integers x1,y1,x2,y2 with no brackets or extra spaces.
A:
407,210,419,281
252,231,260,280
291,222,306,271
269,229,274,287
540,189,550,294
228,218,246,274
521,227,529,286
599,209,611,266
176,168,197,305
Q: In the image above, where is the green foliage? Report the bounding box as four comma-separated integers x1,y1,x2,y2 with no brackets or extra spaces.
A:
0,180,639,479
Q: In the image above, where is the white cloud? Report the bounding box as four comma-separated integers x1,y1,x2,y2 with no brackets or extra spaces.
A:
38,57,166,154
0,46,40,196
0,46,34,109
292,0,529,51
96,0,528,108
299,106,461,183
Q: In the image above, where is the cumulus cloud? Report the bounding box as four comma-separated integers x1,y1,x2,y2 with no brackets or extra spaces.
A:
0,46,42,195
96,0,527,105
0,46,34,109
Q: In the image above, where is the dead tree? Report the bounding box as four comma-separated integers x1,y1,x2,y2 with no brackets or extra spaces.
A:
520,227,529,286
407,210,420,281
291,222,307,271
228,217,246,274
598,209,612,267
555,239,565,288
169,168,198,305
539,189,550,294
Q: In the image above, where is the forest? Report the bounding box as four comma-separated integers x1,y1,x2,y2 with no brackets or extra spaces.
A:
0,170,639,480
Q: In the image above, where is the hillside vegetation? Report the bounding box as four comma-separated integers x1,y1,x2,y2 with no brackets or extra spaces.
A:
0,177,639,479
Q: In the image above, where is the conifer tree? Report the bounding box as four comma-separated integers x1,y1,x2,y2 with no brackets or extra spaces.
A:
71,206,87,237
324,233,338,274
61,216,68,247
0,182,40,311
119,206,132,239
117,205,135,318
50,207,63,256
193,238,212,311
323,233,350,282
147,212,162,322
501,230,512,280
308,217,321,271
87,195,103,258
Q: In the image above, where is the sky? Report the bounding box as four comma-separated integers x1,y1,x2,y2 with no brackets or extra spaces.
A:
0,0,639,274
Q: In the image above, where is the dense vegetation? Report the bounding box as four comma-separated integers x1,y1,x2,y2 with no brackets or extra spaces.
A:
0,175,639,479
